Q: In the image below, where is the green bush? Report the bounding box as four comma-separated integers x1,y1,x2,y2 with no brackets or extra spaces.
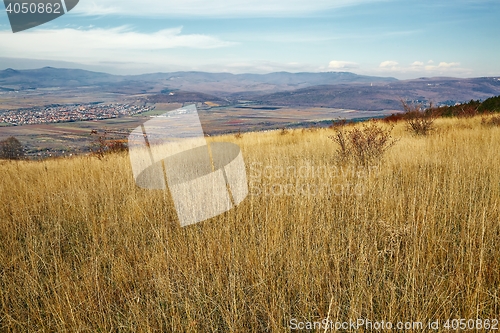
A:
478,95,500,113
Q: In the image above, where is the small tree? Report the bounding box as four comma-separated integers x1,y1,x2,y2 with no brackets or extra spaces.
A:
401,100,437,135
0,136,25,160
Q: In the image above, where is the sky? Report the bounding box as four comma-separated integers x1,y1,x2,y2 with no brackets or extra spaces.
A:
0,0,499,79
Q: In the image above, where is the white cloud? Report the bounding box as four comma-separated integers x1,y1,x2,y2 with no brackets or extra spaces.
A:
0,26,325,74
379,60,399,68
0,27,235,67
439,61,459,68
372,59,469,78
328,60,359,69
425,62,460,71
74,0,388,17
427,60,434,64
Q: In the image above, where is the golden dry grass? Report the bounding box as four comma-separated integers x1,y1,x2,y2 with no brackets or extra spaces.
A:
1,116,499,332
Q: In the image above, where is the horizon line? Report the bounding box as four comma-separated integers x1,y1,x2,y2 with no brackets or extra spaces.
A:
2,66,500,81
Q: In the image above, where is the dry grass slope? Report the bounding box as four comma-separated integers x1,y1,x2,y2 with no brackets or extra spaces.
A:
1,116,499,332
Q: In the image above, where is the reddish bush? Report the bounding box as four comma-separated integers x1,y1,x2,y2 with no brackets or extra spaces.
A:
383,113,405,123
90,130,128,159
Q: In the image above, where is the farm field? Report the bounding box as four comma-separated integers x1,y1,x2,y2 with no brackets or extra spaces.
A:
199,105,396,134
1,115,499,331
0,88,141,110
0,117,143,156
0,103,397,156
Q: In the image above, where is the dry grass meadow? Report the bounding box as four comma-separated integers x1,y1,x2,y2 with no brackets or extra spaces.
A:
1,115,499,331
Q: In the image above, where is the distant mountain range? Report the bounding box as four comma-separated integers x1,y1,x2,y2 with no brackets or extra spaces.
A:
1,67,500,110
254,77,500,110
0,67,396,95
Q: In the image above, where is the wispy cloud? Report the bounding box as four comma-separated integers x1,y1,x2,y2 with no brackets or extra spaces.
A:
222,60,322,73
425,61,460,70
0,27,235,67
74,0,389,17
75,3,120,16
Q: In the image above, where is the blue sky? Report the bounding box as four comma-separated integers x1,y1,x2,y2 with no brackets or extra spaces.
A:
0,0,499,78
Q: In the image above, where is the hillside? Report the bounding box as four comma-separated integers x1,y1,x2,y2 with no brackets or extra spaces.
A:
146,91,229,105
1,116,499,331
255,77,500,110
0,67,122,88
0,67,396,96
1,67,500,110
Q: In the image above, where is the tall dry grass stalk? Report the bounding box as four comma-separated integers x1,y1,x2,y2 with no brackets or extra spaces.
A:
1,116,499,331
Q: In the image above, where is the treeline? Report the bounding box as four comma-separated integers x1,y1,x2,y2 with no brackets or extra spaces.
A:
383,95,500,123
437,95,500,117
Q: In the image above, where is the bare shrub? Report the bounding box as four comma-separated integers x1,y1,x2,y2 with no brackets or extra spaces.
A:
0,136,25,160
329,118,350,129
456,104,479,118
329,121,398,166
234,129,243,139
481,115,500,127
107,140,128,153
490,116,500,126
90,130,128,159
382,113,405,123
402,100,437,135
